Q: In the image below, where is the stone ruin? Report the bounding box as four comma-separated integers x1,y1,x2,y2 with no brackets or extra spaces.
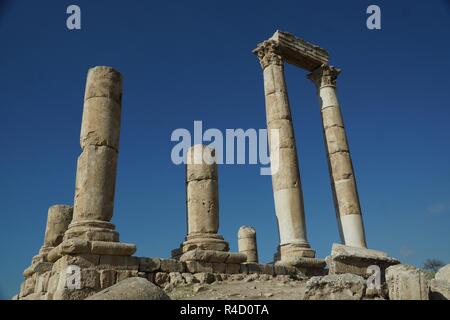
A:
15,31,447,300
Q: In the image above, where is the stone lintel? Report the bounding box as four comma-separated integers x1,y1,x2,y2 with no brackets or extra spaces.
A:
270,30,329,71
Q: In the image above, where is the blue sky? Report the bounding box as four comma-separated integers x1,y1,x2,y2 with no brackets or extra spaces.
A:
0,0,449,299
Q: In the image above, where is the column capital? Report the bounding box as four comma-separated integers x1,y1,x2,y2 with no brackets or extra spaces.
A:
308,64,341,89
253,40,283,69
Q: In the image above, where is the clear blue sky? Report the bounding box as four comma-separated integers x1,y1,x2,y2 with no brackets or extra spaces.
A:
0,0,449,299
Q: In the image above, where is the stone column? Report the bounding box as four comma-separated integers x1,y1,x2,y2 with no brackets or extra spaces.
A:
308,65,367,248
253,40,315,261
182,145,229,252
64,66,123,243
39,205,73,256
238,226,258,263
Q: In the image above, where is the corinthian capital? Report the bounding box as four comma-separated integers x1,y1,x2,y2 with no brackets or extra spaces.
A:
308,64,341,89
252,40,283,69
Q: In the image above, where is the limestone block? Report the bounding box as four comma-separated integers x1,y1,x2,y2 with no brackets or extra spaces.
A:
271,147,300,191
324,126,349,154
160,259,185,273
194,272,215,284
386,264,429,300
327,244,399,279
304,274,366,300
334,179,360,216
51,254,100,272
80,97,121,150
321,105,343,129
264,92,291,124
60,239,91,255
435,264,450,282
267,119,295,150
98,255,139,271
139,257,161,272
185,261,214,273
86,277,170,300
42,205,73,250
154,273,170,286
430,279,450,300
90,241,136,256
169,272,185,286
186,145,217,182
186,179,219,234
34,272,51,293
211,263,227,273
80,269,101,289
73,145,118,222
329,152,353,181
116,270,139,282
84,66,122,103
226,263,241,274
99,270,117,289
182,273,199,284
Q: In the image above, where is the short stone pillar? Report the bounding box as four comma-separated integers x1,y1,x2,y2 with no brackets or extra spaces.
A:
238,226,258,263
181,145,229,253
64,66,125,243
308,65,367,248
39,205,73,256
253,40,315,261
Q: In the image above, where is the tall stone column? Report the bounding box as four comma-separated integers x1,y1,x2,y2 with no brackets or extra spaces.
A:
308,65,367,248
182,145,229,252
64,66,124,243
253,40,315,261
238,226,258,263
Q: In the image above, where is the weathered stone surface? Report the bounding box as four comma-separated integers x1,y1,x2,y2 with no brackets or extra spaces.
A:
327,244,399,279
98,255,139,270
321,105,343,129
160,259,185,273
139,257,161,272
329,152,353,181
41,205,73,253
186,145,217,182
226,264,241,274
271,148,300,191
238,226,259,263
72,145,118,223
86,277,170,300
155,272,170,286
90,241,136,256
386,264,429,300
99,270,117,289
435,264,450,282
80,97,121,150
169,272,185,286
304,274,366,300
84,66,122,104
186,179,219,233
180,249,246,264
430,279,450,300
324,126,349,154
185,261,214,273
194,272,215,284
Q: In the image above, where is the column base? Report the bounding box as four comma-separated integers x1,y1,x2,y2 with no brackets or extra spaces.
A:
182,233,229,253
279,242,316,260
64,220,119,242
326,243,400,280
47,239,136,263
